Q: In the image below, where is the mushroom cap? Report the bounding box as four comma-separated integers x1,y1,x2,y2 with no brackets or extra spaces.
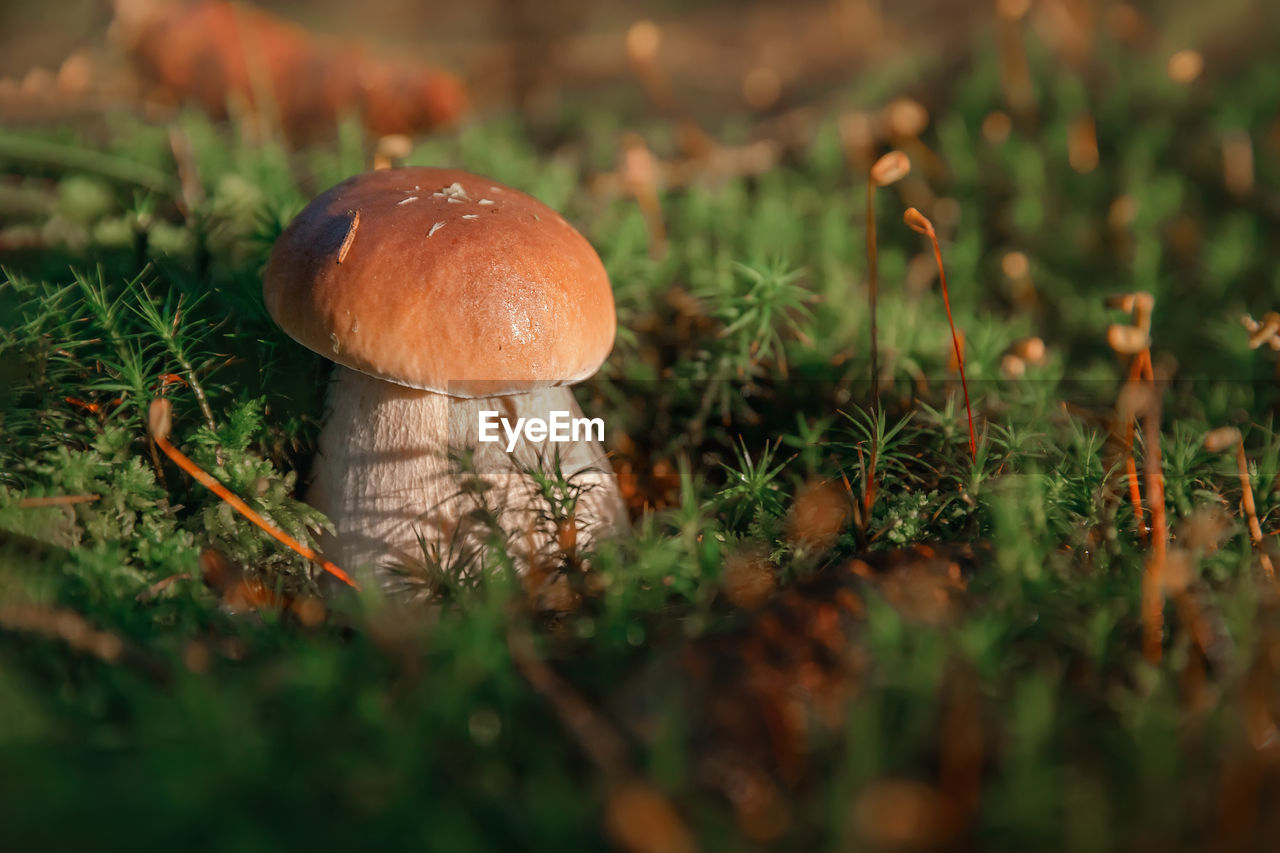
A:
263,167,615,397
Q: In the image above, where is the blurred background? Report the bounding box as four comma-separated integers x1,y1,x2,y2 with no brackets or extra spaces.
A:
1,0,1269,129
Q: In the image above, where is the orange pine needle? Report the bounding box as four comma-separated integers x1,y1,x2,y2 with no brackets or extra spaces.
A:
148,399,358,589
337,209,360,264
905,208,977,460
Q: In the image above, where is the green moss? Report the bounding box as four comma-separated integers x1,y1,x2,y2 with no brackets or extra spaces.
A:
2,6,1280,847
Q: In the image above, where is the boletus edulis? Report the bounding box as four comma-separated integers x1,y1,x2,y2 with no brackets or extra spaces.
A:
264,167,626,593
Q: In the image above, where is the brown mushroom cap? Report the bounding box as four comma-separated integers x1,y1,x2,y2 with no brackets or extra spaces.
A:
264,167,616,397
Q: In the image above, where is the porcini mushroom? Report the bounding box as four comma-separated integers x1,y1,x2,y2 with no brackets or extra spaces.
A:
264,167,626,592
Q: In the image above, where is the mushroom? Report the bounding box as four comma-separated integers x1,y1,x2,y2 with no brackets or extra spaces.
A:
263,167,626,593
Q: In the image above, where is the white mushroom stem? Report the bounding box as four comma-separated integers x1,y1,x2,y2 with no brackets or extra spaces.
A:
308,367,627,593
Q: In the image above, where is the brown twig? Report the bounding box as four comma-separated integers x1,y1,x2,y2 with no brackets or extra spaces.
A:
148,398,358,589
135,572,194,603
15,494,99,508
